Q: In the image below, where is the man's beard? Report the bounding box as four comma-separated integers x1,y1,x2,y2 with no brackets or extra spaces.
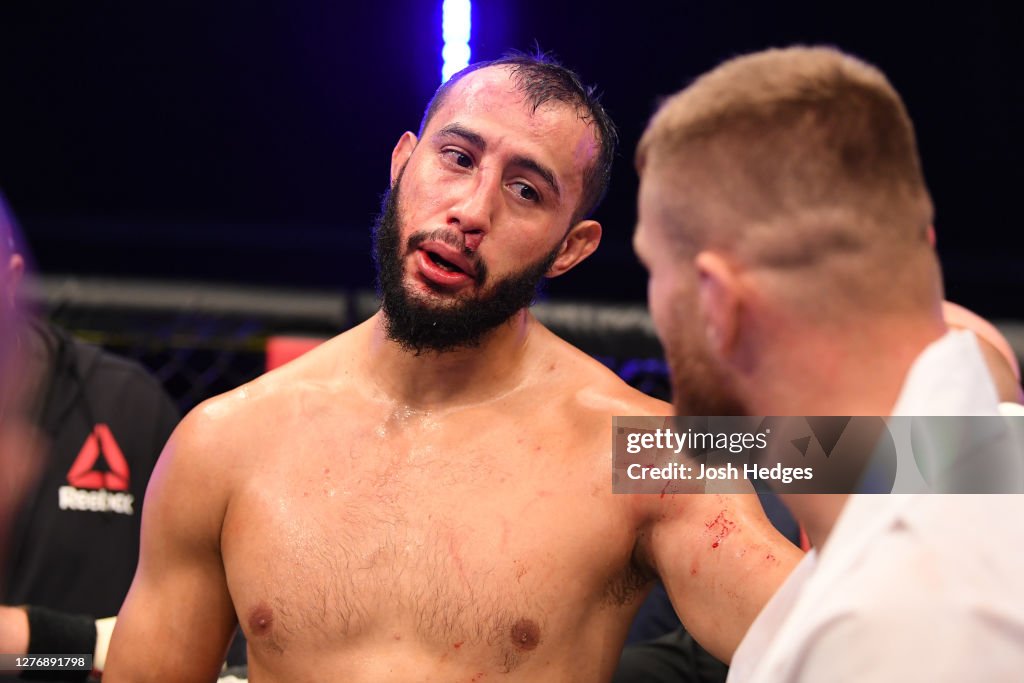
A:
372,177,560,354
663,314,749,416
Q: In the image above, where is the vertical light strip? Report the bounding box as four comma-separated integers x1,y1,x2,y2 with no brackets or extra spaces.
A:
441,0,471,82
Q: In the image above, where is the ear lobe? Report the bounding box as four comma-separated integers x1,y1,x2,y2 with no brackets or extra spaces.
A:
545,220,602,278
390,132,418,186
695,251,740,357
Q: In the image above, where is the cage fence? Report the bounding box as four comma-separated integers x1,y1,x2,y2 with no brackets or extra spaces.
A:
27,276,674,411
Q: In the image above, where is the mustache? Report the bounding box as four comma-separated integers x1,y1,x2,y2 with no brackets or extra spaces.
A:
406,228,471,254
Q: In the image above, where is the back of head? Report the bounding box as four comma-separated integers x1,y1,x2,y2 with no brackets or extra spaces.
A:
638,46,941,321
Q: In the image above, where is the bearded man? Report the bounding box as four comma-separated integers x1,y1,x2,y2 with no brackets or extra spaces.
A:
105,54,799,682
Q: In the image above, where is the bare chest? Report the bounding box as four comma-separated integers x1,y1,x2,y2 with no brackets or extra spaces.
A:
221,413,645,669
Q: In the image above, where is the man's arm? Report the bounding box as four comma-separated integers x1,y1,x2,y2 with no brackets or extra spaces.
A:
0,605,100,681
647,492,803,664
0,605,28,655
103,409,238,682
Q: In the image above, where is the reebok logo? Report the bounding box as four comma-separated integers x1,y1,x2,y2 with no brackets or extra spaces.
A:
59,424,135,515
58,486,134,514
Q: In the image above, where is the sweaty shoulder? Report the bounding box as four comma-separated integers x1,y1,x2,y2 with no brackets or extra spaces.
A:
174,326,367,470
532,323,671,421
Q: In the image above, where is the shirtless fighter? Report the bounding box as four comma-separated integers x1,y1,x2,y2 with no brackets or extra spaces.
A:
105,54,800,682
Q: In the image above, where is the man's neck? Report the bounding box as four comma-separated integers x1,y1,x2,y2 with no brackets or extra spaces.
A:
749,315,948,417
366,309,538,408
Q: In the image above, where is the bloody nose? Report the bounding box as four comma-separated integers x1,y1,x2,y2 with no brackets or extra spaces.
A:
464,231,483,252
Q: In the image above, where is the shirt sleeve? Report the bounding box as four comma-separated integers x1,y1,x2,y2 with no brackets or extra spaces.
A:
793,593,1024,681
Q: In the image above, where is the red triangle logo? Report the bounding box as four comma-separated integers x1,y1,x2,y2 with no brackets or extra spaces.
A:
67,424,130,491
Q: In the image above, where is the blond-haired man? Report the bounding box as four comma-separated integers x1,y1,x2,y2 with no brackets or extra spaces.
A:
634,46,1024,682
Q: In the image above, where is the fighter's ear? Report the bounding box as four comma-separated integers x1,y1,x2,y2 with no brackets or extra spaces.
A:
695,251,740,357
391,132,418,186
545,220,602,278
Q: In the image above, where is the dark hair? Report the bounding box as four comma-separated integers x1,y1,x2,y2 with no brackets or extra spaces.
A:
418,50,618,222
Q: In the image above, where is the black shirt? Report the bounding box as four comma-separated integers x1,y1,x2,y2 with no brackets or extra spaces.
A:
3,321,178,617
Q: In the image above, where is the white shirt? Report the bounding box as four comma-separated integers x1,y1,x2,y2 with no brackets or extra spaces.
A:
728,331,1024,682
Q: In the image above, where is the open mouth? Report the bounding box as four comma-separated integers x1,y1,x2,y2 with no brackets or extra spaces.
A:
415,247,476,288
426,250,466,275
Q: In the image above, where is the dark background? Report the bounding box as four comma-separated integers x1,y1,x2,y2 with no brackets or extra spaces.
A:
1,1,1020,317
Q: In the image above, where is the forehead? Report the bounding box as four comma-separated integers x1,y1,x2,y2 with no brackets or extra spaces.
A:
639,151,718,227
637,162,677,234
425,68,598,190
635,160,697,261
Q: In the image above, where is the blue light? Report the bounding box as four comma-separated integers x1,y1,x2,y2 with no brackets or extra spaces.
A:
442,0,471,82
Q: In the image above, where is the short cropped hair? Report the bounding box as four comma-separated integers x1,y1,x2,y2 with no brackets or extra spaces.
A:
637,46,934,265
420,51,618,222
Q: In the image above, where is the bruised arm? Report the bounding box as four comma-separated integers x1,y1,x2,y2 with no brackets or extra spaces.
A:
104,407,238,682
646,492,803,663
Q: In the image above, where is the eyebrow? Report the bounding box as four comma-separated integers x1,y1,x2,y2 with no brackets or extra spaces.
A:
510,155,561,201
433,123,562,201
435,123,486,151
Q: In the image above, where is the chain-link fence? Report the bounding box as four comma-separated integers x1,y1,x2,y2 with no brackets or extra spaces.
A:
27,275,1024,412
27,276,674,410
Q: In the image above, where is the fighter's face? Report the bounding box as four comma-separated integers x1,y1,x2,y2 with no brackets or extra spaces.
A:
375,66,601,353
633,165,747,416
373,176,561,353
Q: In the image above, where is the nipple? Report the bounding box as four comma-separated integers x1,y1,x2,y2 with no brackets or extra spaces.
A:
509,618,540,650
